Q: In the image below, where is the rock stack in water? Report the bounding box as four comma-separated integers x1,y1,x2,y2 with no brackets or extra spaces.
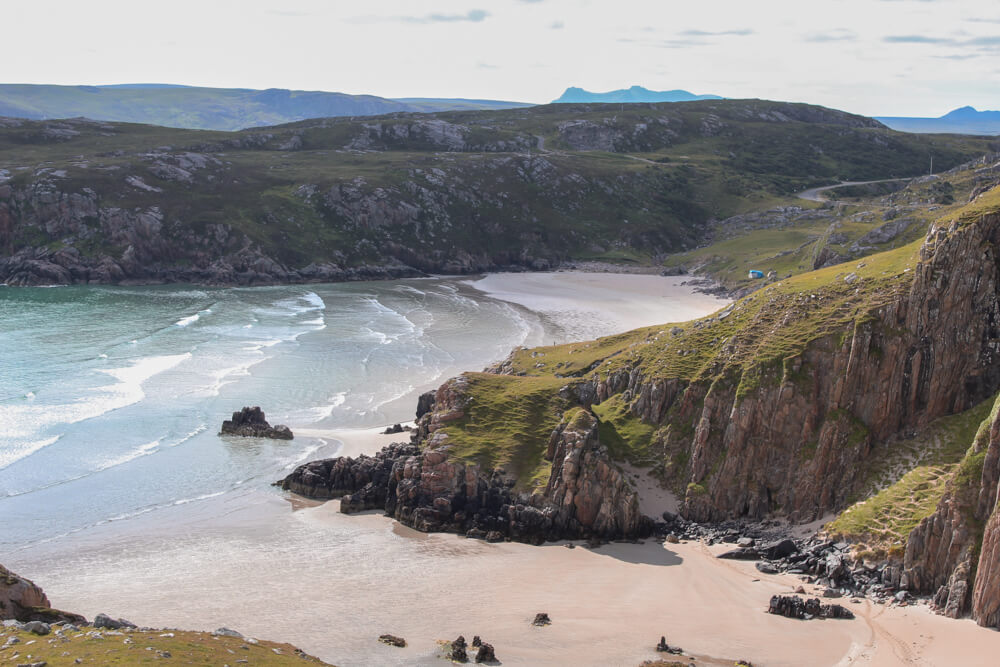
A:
220,407,293,440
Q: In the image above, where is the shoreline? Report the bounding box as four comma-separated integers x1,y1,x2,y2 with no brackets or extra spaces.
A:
10,421,1000,666
7,272,1000,666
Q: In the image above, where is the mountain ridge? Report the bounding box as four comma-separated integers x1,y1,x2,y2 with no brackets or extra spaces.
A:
553,85,722,104
0,83,531,131
877,106,1000,136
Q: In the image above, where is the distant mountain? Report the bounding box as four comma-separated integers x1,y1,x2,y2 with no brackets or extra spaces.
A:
0,84,531,131
552,85,722,104
876,106,1000,135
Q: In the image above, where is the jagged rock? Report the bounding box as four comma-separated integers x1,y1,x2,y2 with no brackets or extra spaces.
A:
220,407,293,440
471,635,482,647
532,612,551,626
767,595,854,620
451,635,468,662
383,423,405,435
474,641,496,663
378,634,406,647
655,635,682,654
904,387,1000,626
278,396,651,543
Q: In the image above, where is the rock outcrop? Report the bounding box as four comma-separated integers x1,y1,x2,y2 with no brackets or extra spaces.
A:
575,203,1000,523
279,393,650,543
1,564,83,624
902,392,1000,627
220,407,293,440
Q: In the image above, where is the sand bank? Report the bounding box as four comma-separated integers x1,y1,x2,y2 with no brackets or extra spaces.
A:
467,272,727,343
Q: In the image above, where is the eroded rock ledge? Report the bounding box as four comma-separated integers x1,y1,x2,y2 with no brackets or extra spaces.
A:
278,405,651,544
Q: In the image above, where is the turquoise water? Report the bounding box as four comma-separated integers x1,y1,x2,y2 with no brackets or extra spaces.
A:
0,279,541,552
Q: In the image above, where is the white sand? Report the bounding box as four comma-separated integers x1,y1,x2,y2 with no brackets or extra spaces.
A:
468,272,728,343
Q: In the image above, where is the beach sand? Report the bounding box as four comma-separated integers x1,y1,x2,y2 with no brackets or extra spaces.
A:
10,273,1000,666
467,272,727,344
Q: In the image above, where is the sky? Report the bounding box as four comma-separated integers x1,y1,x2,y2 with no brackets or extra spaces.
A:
5,0,999,117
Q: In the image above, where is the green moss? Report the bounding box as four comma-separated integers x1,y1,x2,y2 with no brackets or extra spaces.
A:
592,394,659,464
0,626,334,666
828,392,1000,548
687,482,708,496
431,372,570,490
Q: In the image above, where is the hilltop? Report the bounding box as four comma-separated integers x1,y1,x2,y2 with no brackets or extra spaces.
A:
0,83,530,131
1,98,994,286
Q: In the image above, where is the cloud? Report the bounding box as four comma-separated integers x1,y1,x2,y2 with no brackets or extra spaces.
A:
933,54,980,60
883,34,1000,50
966,18,1000,24
803,29,857,43
678,29,754,37
883,35,955,44
350,9,490,24
549,21,564,29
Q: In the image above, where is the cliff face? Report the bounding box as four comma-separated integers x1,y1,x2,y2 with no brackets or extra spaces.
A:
581,207,1000,523
280,385,649,542
902,394,1000,627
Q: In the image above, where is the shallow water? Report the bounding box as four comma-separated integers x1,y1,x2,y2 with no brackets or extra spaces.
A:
0,278,548,551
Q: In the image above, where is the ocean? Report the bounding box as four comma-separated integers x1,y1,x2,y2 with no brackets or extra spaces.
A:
0,278,548,553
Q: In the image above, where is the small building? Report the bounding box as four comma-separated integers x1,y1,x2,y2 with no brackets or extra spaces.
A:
748,269,765,279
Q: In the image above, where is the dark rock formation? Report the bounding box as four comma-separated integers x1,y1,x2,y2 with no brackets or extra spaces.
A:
451,635,468,662
767,595,854,620
278,403,652,543
474,641,496,663
532,612,551,626
378,634,406,648
220,407,293,440
1,564,83,624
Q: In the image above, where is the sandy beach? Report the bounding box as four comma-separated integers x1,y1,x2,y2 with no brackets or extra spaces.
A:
8,272,1000,666
22,437,1000,667
467,271,727,344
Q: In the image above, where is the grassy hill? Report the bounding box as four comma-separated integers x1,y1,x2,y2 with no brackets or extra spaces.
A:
0,99,995,285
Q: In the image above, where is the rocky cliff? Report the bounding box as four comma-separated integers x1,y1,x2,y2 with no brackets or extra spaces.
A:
279,385,650,543
901,393,1000,627
478,188,1000,526
2,100,991,286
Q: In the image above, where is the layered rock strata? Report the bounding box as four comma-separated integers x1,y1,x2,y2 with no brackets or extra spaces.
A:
902,393,1000,627
567,206,1000,523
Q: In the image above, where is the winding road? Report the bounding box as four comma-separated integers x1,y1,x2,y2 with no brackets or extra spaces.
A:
797,177,914,202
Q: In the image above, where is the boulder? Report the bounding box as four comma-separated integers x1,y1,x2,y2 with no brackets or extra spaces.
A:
474,641,496,663
532,612,551,626
220,406,293,439
378,634,406,647
451,635,468,662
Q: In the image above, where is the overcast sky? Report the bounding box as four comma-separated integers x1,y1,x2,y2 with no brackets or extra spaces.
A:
6,0,998,117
